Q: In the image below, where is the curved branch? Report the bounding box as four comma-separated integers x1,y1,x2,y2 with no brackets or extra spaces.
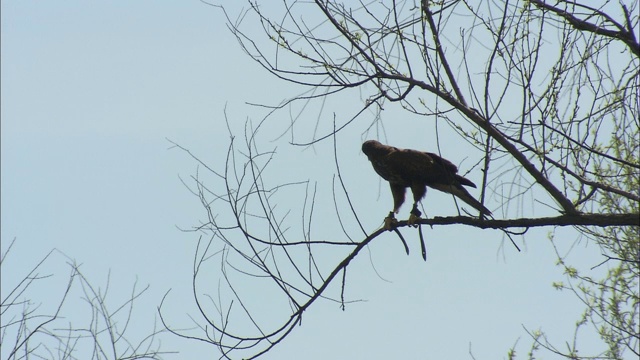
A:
530,0,640,57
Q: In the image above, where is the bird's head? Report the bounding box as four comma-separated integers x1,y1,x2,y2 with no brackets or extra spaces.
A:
362,140,390,159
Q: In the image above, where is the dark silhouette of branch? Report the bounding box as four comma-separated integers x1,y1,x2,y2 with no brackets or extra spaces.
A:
410,213,639,228
167,1,639,358
1,239,171,360
530,0,640,57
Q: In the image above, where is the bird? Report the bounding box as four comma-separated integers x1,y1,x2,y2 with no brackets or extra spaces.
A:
362,140,491,229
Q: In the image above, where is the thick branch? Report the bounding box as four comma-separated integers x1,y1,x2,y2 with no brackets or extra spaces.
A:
405,213,640,229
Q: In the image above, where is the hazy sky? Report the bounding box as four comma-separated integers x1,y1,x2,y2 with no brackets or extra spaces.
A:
2,2,610,359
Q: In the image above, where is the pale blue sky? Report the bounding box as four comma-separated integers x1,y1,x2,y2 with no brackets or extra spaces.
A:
2,2,610,359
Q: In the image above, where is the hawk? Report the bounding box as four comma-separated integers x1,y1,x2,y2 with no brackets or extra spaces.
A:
362,140,491,228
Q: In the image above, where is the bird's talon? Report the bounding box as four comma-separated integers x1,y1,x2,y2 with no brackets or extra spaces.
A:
408,213,422,227
383,212,398,230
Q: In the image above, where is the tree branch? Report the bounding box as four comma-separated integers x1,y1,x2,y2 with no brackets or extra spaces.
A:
530,0,640,57
407,213,639,229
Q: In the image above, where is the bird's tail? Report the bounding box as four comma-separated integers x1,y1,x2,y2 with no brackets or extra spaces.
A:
430,183,492,216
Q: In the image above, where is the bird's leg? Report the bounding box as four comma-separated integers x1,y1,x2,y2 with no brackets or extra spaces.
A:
383,211,398,230
408,204,422,227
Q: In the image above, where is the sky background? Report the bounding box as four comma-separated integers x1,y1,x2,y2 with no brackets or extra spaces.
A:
2,1,613,359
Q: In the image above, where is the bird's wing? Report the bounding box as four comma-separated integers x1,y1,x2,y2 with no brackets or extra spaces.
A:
386,149,464,185
423,152,459,174
384,149,438,184
424,151,477,188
